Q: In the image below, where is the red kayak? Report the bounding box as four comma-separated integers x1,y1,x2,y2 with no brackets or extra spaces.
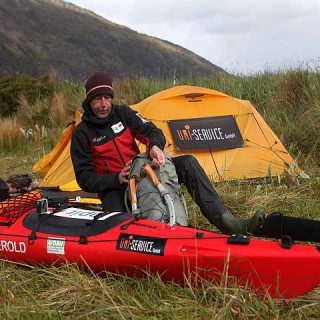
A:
0,192,319,299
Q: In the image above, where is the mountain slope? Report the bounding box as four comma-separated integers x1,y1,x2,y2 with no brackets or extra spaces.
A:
0,0,225,80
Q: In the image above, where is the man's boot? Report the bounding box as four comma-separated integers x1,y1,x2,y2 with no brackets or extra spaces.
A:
171,156,264,234
214,209,265,235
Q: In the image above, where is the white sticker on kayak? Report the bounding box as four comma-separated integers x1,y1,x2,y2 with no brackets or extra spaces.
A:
47,238,65,255
54,208,121,220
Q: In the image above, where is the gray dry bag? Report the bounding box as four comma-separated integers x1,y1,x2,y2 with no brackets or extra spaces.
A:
125,153,188,226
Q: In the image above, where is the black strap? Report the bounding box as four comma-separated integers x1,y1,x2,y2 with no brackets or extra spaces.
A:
120,216,141,230
28,204,61,244
28,212,41,244
86,212,109,225
78,234,88,245
281,235,294,249
78,212,110,244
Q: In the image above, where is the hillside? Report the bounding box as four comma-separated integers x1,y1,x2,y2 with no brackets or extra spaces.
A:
0,0,226,80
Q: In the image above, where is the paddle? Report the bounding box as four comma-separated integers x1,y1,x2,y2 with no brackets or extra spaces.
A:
252,212,320,243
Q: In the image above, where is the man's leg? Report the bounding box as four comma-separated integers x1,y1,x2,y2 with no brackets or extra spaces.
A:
172,155,263,234
101,187,127,212
172,155,227,223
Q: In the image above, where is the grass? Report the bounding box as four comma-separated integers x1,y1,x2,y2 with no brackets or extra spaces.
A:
0,260,319,319
0,68,320,318
0,149,320,319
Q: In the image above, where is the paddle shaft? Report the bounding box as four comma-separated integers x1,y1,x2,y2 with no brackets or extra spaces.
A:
253,212,320,243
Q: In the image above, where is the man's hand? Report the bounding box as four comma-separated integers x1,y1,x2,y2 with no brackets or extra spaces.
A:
118,160,132,184
149,145,165,168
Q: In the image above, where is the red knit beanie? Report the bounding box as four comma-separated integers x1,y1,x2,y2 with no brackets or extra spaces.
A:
85,71,114,101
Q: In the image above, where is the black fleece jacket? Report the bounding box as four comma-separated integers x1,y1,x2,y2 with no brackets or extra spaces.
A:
71,99,165,194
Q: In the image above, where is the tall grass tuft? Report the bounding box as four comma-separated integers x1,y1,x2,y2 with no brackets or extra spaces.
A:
0,117,21,151
114,76,174,105
17,92,74,128
49,92,74,125
270,69,310,110
264,70,320,158
0,117,51,154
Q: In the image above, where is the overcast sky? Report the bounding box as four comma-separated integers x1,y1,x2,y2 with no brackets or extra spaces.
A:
65,0,320,75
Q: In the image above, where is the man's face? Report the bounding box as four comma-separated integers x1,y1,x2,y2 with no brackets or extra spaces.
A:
90,95,112,118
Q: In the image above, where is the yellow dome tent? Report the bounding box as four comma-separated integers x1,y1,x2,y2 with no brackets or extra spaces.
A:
33,110,82,191
132,85,301,181
33,85,302,192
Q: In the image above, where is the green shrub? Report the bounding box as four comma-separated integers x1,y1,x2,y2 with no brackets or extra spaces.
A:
0,74,55,117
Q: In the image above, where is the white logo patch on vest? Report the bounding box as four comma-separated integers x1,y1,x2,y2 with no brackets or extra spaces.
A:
111,121,124,133
136,113,148,123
